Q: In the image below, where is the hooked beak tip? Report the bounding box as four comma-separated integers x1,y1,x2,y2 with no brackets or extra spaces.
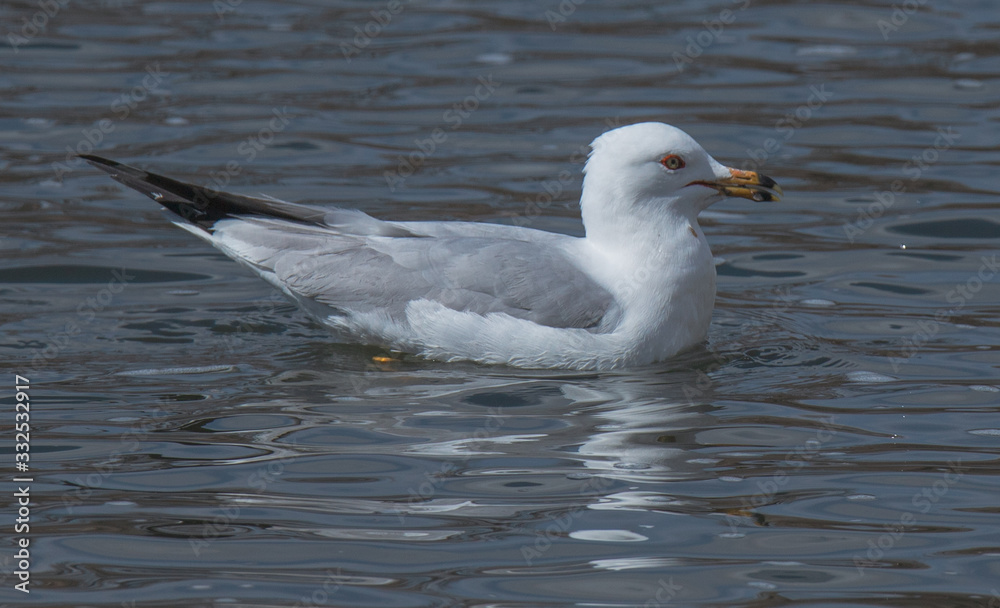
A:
689,167,783,202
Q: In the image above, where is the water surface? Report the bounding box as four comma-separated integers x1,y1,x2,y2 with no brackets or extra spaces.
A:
3,0,1000,606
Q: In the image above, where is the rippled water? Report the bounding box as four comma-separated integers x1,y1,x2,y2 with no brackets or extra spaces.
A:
4,0,1000,606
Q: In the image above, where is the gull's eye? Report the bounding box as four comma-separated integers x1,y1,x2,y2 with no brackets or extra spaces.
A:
660,154,685,170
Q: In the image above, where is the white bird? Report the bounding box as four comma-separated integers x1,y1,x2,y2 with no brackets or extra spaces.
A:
83,122,781,370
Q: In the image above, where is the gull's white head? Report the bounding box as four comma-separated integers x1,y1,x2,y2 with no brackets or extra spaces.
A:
580,122,781,242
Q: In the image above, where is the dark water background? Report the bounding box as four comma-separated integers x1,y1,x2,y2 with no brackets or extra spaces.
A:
3,0,1000,606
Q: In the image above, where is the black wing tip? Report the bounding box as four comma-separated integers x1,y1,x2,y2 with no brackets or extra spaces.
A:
78,153,118,168
81,155,334,232
79,155,219,229
79,154,139,180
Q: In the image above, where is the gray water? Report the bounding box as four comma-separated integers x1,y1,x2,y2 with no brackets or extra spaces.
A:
3,0,1000,606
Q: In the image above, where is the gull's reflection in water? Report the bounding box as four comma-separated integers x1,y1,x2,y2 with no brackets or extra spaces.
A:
268,355,726,482
555,366,722,480
207,356,731,533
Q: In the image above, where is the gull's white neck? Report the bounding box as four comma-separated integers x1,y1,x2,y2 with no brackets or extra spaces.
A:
576,177,718,363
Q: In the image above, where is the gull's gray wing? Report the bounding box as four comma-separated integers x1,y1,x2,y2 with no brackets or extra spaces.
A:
272,231,619,330
82,154,618,331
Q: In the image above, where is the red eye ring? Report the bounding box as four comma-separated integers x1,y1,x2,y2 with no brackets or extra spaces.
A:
660,155,685,170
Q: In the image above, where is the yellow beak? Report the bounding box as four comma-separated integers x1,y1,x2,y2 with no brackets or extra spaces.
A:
690,167,783,202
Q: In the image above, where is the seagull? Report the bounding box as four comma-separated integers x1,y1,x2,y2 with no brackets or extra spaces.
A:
82,122,781,370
